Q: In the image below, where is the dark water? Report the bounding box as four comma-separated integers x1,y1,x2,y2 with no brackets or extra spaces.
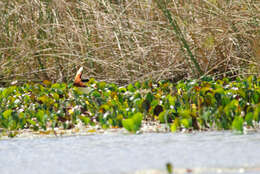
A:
0,131,260,174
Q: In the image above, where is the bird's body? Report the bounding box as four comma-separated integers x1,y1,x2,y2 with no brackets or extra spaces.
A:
73,67,88,87
73,67,91,93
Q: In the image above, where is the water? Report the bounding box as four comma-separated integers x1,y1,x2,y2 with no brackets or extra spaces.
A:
0,131,260,174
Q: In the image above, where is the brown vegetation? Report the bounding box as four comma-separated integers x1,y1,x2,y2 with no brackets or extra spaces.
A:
0,0,259,85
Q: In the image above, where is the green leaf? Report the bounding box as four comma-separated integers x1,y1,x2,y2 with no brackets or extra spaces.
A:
166,162,173,174
122,112,143,133
52,93,59,100
181,118,190,128
79,116,90,125
3,109,12,119
146,92,154,103
132,112,143,127
158,110,168,123
135,81,141,89
245,112,253,127
38,95,49,104
253,105,260,122
122,119,134,132
170,118,179,132
252,92,259,104
118,87,127,93
100,104,110,111
91,90,101,97
51,83,61,89
127,83,135,92
151,99,159,108
27,119,37,126
167,95,176,106
232,116,244,132
98,81,106,90
179,109,191,118
36,110,45,122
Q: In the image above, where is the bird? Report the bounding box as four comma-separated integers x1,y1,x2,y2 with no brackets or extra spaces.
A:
73,67,89,87
73,67,91,93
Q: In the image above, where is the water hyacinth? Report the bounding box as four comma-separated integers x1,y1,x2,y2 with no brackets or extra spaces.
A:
0,76,260,137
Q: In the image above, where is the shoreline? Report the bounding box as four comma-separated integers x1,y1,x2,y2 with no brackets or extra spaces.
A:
1,121,259,140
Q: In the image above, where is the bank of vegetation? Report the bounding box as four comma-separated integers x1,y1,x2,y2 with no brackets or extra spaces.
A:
0,1,260,137
0,76,259,137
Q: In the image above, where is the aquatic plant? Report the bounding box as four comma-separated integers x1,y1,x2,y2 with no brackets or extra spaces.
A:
0,76,260,136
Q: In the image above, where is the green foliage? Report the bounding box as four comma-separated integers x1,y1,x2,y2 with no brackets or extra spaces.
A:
166,162,173,174
0,75,260,137
122,112,143,133
232,116,244,133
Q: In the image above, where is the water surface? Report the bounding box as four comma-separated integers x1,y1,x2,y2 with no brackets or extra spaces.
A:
0,131,260,174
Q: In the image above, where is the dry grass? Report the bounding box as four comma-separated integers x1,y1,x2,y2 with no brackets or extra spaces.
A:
0,0,259,85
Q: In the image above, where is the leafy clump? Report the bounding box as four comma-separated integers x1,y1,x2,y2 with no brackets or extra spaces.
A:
0,76,260,137
122,112,143,133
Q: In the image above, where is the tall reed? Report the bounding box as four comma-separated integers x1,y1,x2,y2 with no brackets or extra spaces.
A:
156,0,203,76
0,0,259,85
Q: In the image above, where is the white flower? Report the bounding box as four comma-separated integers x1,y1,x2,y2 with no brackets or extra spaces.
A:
103,112,109,119
231,87,238,90
14,99,20,104
18,108,24,113
130,96,135,101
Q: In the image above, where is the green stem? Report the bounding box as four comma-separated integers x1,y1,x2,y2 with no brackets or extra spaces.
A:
156,0,203,76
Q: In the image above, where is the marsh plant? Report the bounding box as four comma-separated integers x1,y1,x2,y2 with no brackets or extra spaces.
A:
0,76,260,137
0,0,259,85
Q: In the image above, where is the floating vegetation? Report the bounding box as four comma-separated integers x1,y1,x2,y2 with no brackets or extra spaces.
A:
0,76,260,137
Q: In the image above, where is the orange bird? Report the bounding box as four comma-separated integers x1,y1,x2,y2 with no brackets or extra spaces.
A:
73,67,89,87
